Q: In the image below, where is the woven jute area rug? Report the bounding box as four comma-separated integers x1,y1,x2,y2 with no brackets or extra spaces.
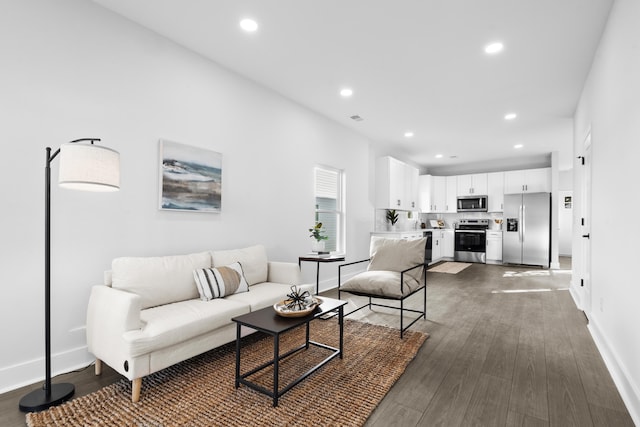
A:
428,261,472,274
27,319,427,427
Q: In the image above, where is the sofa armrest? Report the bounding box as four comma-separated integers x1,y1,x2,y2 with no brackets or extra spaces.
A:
86,285,142,358
266,261,302,285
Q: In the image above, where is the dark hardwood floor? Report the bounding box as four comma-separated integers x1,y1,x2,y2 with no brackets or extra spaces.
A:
1,257,634,426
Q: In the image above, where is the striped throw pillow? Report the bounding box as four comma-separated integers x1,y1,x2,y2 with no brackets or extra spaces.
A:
193,262,249,301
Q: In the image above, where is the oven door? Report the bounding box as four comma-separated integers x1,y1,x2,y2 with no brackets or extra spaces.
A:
454,230,486,252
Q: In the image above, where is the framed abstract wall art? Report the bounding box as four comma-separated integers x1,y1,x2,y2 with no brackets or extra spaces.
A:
159,139,222,212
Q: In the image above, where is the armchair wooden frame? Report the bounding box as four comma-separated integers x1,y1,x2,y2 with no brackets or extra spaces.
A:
338,259,427,338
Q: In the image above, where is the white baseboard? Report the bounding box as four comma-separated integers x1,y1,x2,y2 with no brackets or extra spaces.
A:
0,346,94,394
588,317,640,426
569,281,583,311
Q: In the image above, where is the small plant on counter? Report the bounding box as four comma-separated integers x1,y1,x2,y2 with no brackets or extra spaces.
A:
386,209,399,226
309,222,329,242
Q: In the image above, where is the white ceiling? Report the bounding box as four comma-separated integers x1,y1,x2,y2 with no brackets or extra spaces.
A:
91,0,613,172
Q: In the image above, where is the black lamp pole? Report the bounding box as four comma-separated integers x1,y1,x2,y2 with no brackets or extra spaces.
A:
19,138,101,412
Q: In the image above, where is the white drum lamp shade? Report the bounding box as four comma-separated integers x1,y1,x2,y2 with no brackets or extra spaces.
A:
59,143,120,191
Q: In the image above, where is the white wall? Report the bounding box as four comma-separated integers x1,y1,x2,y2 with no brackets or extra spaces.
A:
572,0,640,422
0,0,374,392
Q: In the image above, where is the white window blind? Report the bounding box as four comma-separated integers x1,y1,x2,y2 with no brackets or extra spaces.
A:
314,166,344,253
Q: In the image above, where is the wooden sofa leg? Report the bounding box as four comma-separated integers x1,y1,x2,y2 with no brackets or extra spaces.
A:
95,359,102,376
132,378,142,403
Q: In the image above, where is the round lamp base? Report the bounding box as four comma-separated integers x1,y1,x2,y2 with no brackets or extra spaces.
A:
19,383,75,412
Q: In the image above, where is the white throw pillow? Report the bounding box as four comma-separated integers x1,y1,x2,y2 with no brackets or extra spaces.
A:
193,262,249,301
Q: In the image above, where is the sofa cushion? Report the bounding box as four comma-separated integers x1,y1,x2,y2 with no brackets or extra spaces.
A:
193,262,249,301
112,252,211,309
211,245,268,286
225,282,315,311
122,298,250,358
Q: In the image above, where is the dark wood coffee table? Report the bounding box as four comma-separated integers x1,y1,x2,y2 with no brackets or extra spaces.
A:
232,296,346,406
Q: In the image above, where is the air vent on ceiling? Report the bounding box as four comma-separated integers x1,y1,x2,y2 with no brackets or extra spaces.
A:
350,115,364,122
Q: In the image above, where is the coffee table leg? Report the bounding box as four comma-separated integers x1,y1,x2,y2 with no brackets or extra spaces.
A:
339,305,344,359
273,333,279,407
315,262,320,295
235,324,241,388
305,321,310,349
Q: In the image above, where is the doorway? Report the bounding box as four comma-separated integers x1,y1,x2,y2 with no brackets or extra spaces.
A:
580,131,593,316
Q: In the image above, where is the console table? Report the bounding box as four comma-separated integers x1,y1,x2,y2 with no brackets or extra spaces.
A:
298,254,345,295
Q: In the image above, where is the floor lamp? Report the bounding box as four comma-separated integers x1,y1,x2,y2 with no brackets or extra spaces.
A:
19,138,120,412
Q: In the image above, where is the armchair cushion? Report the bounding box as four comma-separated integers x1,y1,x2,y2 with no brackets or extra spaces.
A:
340,270,421,298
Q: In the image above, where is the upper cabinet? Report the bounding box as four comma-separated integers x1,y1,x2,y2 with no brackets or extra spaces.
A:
504,168,551,194
431,176,447,212
457,173,488,196
376,156,419,210
445,176,458,213
487,172,504,212
418,175,432,212
418,175,457,213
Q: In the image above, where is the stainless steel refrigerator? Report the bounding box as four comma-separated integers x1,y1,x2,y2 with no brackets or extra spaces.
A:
503,192,551,267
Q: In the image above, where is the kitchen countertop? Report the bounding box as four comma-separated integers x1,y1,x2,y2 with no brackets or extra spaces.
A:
371,230,427,234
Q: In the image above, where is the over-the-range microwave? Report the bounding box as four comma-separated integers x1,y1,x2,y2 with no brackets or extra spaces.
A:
457,195,488,212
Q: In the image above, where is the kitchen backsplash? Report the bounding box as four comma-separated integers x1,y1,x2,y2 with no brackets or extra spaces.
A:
373,209,504,231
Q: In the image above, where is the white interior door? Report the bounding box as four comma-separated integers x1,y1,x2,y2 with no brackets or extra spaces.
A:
580,132,592,316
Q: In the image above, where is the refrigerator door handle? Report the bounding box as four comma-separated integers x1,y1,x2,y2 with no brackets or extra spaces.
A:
522,204,526,243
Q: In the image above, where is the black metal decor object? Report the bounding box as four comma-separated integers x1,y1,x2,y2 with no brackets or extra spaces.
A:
19,138,112,412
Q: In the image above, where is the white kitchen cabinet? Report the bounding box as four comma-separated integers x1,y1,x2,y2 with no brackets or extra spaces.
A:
419,175,456,213
406,164,419,210
431,176,446,212
375,156,419,209
432,232,443,261
431,229,454,262
504,168,550,194
486,231,503,263
487,172,505,212
418,175,432,212
457,173,488,196
445,176,458,213
443,229,454,258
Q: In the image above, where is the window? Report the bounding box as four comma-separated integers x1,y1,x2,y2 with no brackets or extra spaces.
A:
314,165,344,253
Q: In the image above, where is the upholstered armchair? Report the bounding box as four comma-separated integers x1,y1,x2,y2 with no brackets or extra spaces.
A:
338,236,427,337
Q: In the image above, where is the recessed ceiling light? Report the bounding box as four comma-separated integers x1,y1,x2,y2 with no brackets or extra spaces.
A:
240,18,258,32
514,144,524,149
485,42,504,54
504,113,517,120
340,88,353,97
435,154,443,159
404,131,414,138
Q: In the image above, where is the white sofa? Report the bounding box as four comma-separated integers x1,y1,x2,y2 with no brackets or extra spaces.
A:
86,245,313,402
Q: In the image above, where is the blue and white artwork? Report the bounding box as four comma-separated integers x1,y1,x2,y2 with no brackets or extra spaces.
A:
159,139,222,212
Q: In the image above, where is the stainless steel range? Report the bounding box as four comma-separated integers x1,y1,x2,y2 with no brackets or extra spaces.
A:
454,219,489,263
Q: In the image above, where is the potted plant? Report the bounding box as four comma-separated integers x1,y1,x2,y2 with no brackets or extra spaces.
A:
309,222,329,253
386,209,399,231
